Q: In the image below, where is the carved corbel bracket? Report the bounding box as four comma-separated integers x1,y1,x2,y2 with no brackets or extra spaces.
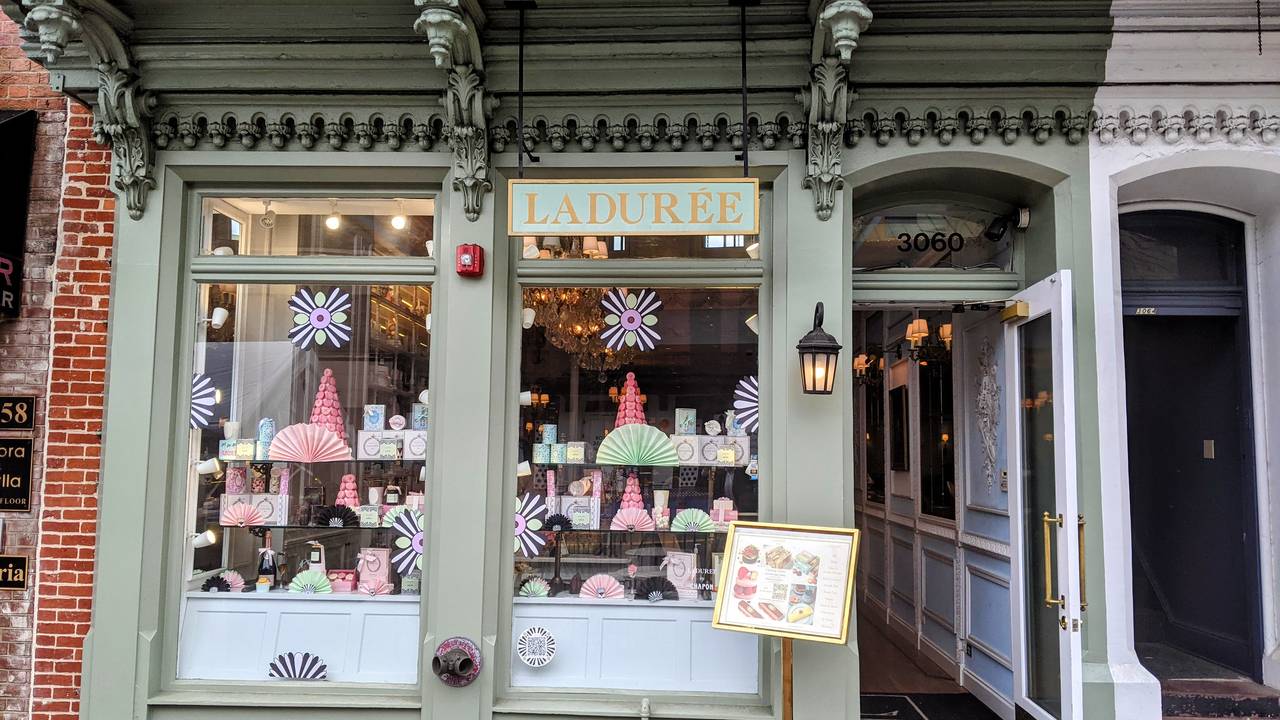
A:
800,58,851,221
413,0,482,69
817,0,873,64
442,65,497,222
24,0,154,220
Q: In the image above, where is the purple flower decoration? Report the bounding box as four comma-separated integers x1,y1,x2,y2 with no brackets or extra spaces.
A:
391,508,425,576
515,494,547,557
601,288,662,351
288,287,352,350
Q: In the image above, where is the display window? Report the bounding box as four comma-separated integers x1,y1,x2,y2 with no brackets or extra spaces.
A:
177,194,434,685
510,284,762,694
203,197,435,257
515,233,758,261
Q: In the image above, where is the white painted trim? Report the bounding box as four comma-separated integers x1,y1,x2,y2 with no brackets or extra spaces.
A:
964,563,1014,671
963,668,1016,720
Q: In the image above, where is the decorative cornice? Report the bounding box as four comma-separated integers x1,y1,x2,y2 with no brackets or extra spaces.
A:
845,106,1093,147
151,110,451,152
23,0,155,220
816,0,873,64
801,58,851,221
442,64,496,222
1092,106,1280,146
413,0,483,69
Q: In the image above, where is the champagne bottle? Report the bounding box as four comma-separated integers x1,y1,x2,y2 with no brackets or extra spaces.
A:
257,529,278,589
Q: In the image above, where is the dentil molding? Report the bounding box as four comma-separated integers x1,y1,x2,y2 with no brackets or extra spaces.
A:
1092,106,1280,146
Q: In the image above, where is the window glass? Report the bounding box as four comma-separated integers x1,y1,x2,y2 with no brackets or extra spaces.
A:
517,233,759,260
859,312,885,504
180,282,431,684
917,312,956,520
511,286,761,693
852,203,1008,270
203,197,434,257
1119,210,1243,285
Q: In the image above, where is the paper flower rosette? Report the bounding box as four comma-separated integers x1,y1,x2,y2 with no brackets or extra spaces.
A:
391,509,425,576
514,494,547,557
600,288,662,351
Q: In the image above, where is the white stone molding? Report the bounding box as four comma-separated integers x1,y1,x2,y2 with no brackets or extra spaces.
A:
1092,105,1280,146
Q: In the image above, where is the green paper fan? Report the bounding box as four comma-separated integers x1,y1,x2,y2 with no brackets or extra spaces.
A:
671,508,715,533
518,577,551,597
596,424,678,467
381,505,410,528
288,569,332,594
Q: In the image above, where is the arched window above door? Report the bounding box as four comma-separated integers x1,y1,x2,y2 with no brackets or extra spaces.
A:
852,202,1011,271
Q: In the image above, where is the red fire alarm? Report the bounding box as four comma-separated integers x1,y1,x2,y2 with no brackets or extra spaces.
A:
456,244,484,277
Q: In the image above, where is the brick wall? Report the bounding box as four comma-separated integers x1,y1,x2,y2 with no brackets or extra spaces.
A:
0,14,110,720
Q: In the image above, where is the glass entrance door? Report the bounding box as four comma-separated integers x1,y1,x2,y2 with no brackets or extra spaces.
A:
1005,271,1083,720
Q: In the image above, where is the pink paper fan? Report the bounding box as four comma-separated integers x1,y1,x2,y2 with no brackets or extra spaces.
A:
220,503,265,528
359,578,393,596
610,508,656,532
579,573,624,600
219,570,246,592
268,423,352,463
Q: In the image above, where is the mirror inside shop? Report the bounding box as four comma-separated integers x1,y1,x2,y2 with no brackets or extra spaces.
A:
510,286,762,691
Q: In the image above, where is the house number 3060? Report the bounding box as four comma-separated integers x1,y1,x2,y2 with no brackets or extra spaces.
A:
897,232,966,253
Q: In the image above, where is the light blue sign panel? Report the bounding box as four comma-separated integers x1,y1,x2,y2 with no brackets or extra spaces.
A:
509,179,760,236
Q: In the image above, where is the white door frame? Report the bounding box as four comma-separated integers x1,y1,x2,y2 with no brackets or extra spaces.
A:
1006,270,1084,720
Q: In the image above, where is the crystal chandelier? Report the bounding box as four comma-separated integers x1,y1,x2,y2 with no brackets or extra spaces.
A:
523,287,636,372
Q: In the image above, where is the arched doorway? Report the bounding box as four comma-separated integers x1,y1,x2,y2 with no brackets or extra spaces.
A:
1119,207,1267,710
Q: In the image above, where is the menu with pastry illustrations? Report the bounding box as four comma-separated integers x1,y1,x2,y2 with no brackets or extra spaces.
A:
712,521,860,644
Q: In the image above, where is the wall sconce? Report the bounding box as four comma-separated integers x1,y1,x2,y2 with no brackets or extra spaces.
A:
189,529,217,549
522,307,536,330
853,353,870,378
745,313,759,335
796,302,842,395
906,317,929,348
938,323,953,350
193,457,222,475
199,307,229,330
745,242,761,260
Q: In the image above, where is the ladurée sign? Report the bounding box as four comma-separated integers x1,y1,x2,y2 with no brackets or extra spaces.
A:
509,179,759,236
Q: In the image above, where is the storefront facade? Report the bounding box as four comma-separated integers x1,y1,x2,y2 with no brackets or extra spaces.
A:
4,1,1278,719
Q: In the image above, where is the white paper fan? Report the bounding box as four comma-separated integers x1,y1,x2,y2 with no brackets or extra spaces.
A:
733,375,760,434
579,573,624,600
191,373,216,429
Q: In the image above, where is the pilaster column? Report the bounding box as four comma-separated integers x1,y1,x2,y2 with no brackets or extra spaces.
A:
771,157,858,718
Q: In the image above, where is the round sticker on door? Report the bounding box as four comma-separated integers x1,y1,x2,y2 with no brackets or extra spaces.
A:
516,626,556,668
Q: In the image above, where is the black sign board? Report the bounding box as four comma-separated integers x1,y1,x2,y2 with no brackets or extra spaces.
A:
0,438,33,512
0,396,35,430
0,555,28,590
0,110,38,320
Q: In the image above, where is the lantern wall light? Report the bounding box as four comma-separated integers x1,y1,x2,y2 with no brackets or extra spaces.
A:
796,302,842,395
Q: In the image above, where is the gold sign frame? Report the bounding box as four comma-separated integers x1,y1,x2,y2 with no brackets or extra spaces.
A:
712,521,861,645
507,178,761,237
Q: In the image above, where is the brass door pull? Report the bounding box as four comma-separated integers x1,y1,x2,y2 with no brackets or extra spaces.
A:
1078,514,1087,611
1042,511,1063,608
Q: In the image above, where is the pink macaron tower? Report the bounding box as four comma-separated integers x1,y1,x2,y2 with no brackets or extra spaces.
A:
334,474,359,508
309,368,348,444
613,372,647,429
620,471,644,510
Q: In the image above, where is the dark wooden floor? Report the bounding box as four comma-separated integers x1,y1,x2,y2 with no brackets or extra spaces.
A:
858,612,963,695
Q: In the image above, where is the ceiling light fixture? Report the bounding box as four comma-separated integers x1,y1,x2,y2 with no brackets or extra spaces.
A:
325,199,341,231
391,199,407,230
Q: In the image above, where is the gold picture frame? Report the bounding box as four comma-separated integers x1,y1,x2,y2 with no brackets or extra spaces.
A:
712,521,861,645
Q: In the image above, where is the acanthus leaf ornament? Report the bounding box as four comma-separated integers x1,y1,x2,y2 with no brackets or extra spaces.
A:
443,65,495,222
94,62,156,221
800,58,851,221
818,0,874,64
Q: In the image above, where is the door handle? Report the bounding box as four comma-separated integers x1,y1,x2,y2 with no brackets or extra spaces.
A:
1042,512,1063,608
1078,514,1087,611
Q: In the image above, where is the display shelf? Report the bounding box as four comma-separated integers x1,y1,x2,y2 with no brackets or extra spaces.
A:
514,595,716,608
220,524,397,531
531,462,745,469
185,589,416,602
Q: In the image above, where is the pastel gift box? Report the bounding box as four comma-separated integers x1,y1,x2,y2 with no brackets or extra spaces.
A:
719,435,750,467
549,443,568,464
411,403,429,430
710,497,738,530
559,496,600,530
671,436,699,465
252,493,289,525
401,574,421,594
363,404,386,431
356,431,382,460
218,439,238,461
358,505,381,527
357,547,391,586
327,569,358,593
405,492,425,513
541,424,558,444
696,436,721,465
379,438,400,460
675,408,697,435
234,440,257,461
532,443,550,464
255,440,271,462
402,430,428,460
652,507,671,529
218,493,252,524
566,442,586,463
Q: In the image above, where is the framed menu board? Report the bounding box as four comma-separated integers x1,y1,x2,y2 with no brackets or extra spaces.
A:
712,521,860,644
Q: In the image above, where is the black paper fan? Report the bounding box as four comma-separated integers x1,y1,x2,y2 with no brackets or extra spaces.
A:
636,577,678,603
544,513,572,532
313,505,359,528
202,576,232,593
267,651,328,680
